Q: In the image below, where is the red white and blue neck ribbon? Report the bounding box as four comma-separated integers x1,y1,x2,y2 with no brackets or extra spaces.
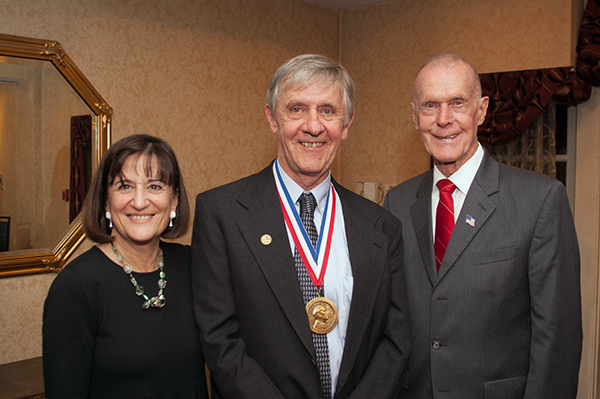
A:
274,160,336,287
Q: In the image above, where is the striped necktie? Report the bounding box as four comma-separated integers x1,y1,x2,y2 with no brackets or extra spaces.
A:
295,192,332,399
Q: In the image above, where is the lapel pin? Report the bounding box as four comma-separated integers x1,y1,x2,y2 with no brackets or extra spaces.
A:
466,215,475,227
260,234,272,245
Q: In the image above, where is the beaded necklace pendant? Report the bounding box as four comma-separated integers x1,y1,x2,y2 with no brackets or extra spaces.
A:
111,243,166,309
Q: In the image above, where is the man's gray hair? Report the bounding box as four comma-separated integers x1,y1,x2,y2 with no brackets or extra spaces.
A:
266,54,355,127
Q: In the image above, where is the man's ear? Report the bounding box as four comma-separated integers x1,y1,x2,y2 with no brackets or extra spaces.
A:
265,104,278,135
477,96,490,126
411,103,420,130
341,111,355,140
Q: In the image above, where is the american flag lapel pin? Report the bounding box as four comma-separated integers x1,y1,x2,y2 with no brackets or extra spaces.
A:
466,214,475,227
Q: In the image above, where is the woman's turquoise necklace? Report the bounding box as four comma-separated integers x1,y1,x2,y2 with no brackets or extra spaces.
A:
111,243,166,309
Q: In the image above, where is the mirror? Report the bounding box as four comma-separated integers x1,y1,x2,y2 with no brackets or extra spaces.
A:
0,33,112,277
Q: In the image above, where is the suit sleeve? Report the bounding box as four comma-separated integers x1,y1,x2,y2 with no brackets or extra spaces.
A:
347,215,410,398
524,181,582,398
191,193,286,399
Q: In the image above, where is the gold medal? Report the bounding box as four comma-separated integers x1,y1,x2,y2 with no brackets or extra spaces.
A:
306,297,338,334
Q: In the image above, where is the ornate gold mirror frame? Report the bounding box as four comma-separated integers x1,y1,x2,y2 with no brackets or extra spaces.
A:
0,33,112,277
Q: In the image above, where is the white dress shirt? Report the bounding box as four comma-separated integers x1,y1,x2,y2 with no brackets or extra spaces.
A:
431,143,484,240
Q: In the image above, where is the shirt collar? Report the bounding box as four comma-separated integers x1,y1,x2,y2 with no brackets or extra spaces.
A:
275,159,331,211
433,143,484,195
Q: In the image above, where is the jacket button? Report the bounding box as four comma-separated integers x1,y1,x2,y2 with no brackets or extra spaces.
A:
432,340,441,350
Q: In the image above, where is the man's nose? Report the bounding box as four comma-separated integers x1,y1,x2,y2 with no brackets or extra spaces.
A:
436,104,453,126
303,109,324,135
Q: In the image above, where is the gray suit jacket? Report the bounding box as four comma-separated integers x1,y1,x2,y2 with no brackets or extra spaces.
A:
191,163,410,399
384,152,582,399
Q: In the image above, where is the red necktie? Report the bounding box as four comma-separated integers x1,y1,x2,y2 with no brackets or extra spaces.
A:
435,179,456,271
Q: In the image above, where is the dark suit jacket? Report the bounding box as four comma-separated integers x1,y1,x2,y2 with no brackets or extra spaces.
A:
191,164,410,399
384,152,582,399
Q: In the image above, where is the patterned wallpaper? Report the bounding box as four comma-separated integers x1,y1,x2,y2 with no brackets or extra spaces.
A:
0,273,55,363
0,0,578,366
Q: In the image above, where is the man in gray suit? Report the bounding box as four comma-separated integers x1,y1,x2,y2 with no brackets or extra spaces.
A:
384,54,582,398
192,54,410,398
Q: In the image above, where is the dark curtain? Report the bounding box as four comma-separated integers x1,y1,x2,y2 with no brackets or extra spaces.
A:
575,0,600,87
478,68,569,145
70,114,92,223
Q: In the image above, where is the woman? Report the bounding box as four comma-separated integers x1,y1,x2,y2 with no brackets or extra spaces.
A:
43,134,208,398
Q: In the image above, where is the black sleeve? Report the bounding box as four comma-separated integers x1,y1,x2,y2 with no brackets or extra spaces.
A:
43,265,97,398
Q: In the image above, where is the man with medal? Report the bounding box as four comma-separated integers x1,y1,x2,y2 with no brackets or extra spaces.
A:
191,54,410,398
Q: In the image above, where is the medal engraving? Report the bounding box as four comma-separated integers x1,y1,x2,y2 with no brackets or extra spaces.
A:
306,297,338,334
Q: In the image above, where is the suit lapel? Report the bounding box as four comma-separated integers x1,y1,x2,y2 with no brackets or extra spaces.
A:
410,171,437,286
437,153,499,280
235,166,316,358
334,182,390,392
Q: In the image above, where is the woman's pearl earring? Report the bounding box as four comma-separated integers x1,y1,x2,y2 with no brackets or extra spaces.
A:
169,210,176,229
105,211,112,229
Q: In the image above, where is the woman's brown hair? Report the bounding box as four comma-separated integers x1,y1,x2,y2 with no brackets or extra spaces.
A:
83,134,190,243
